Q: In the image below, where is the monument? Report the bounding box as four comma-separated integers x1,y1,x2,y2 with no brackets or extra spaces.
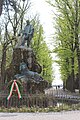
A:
6,20,48,95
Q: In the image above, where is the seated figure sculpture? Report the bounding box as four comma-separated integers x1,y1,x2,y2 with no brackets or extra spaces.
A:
14,60,43,83
18,20,34,47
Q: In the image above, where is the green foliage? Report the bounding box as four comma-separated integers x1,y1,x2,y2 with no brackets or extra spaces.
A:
32,17,53,83
48,0,80,85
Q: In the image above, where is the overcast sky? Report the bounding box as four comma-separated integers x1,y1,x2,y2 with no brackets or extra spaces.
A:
29,0,55,45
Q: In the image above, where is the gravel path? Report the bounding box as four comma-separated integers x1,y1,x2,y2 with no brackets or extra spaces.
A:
0,111,80,120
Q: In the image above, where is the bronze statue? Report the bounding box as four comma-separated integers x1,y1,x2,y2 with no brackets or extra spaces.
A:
14,60,43,83
18,20,34,47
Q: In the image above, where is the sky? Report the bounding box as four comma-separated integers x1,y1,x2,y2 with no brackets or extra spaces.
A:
30,0,63,85
31,0,55,42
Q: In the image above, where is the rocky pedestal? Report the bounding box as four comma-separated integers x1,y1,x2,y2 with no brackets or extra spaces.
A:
6,47,48,94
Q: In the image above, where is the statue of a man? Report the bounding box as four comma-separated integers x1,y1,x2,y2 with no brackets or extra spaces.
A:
18,20,34,47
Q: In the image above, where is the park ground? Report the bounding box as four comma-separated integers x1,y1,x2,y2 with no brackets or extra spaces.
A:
0,111,80,120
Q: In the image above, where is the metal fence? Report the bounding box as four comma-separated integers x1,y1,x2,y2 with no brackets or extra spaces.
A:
0,88,80,109
0,94,56,108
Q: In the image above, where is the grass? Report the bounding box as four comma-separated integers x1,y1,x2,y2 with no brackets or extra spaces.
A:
0,103,80,112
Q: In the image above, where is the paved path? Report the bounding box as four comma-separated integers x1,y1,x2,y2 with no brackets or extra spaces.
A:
0,111,80,120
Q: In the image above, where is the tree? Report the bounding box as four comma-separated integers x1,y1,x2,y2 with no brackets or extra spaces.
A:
0,0,31,84
32,15,53,83
48,0,80,92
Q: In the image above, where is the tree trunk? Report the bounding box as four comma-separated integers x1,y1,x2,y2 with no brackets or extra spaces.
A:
77,47,80,93
71,56,75,92
1,45,7,84
74,0,80,93
0,61,2,90
75,26,80,92
0,0,4,16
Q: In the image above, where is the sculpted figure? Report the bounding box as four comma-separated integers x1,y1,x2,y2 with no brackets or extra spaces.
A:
18,20,34,47
14,60,43,83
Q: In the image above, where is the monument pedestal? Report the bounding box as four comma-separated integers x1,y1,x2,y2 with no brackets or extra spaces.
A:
6,47,48,94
